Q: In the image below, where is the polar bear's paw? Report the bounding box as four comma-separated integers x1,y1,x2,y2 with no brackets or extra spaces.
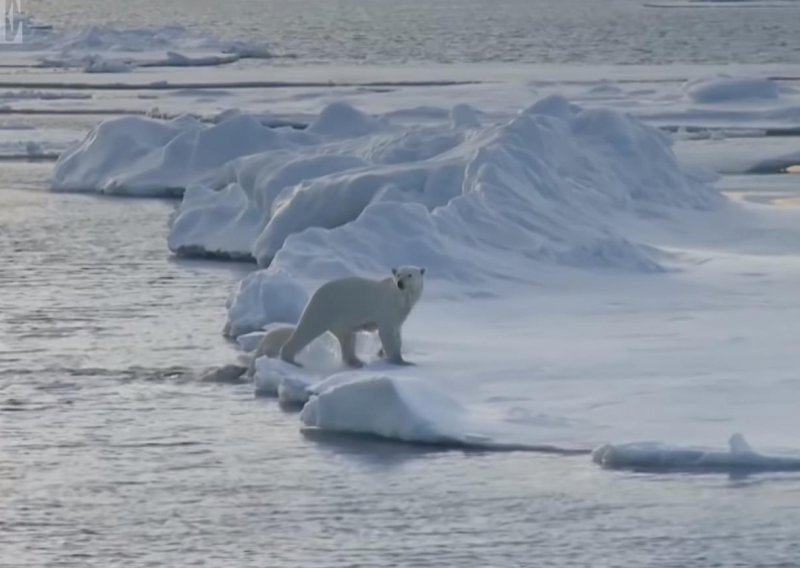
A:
343,356,365,369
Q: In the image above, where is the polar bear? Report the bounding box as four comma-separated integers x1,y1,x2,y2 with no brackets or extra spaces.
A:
278,266,425,368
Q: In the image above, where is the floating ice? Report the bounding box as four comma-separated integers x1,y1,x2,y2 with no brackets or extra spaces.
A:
278,374,315,408
307,101,383,137
252,337,339,401
685,77,781,104
592,434,800,473
746,150,800,174
299,375,492,444
81,55,135,73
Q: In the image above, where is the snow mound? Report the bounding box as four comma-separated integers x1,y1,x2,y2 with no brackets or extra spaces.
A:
592,434,800,473
450,103,482,128
205,98,720,334
685,77,781,103
169,153,368,258
52,113,282,196
307,102,383,137
223,270,308,338
300,375,494,445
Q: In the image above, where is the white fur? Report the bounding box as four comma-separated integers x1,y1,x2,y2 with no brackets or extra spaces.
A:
246,324,296,376
279,266,425,367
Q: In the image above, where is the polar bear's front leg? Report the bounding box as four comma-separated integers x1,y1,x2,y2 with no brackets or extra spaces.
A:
378,324,412,366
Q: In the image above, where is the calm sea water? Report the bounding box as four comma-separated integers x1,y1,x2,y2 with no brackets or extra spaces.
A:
28,0,800,65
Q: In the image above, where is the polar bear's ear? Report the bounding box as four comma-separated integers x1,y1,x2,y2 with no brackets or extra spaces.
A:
391,267,398,277
420,267,426,276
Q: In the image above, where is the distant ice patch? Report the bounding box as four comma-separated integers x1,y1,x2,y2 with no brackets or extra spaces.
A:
593,434,800,473
25,24,274,71
685,77,782,103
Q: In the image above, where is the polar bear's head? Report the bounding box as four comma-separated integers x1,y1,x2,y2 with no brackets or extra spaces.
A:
391,266,426,299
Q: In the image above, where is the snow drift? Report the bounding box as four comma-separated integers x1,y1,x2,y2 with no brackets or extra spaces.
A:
199,98,722,333
298,373,590,453
51,113,286,196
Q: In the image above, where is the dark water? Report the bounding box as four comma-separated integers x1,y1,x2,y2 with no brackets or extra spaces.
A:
26,0,800,65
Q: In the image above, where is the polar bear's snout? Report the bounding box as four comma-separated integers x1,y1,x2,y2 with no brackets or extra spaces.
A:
392,266,426,292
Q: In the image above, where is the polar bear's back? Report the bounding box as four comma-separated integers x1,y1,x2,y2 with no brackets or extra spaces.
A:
305,276,393,327
313,276,389,308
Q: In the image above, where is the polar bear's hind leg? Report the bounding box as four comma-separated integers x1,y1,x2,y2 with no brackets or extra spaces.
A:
279,316,327,366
